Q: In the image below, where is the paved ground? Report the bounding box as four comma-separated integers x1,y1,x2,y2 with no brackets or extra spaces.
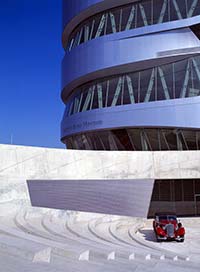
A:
0,208,200,272
137,218,200,264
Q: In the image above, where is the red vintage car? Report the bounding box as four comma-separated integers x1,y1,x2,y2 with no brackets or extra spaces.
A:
153,213,185,242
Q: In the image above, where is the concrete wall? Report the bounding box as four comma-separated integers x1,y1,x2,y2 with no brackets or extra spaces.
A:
0,144,200,215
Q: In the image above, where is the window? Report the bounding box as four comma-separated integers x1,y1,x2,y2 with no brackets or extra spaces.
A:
66,0,200,51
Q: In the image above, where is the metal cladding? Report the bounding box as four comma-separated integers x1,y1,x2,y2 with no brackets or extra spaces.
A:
61,0,200,151
27,179,154,217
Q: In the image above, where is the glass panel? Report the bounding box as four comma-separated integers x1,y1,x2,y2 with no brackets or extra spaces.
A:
162,129,177,150
145,129,159,150
91,85,98,110
174,180,183,201
195,179,200,194
127,129,142,150
106,9,121,34
137,1,152,27
107,77,120,107
140,130,152,150
65,56,200,114
97,131,110,150
121,5,136,31
159,180,171,201
176,130,188,150
187,0,200,17
98,81,107,108
183,179,194,201
140,68,155,102
65,129,200,151
197,131,200,150
170,0,186,21
124,74,137,104
92,13,106,39
182,130,197,150
151,180,159,201
190,56,200,96
153,0,169,24
157,63,173,100
112,129,133,150
174,58,188,98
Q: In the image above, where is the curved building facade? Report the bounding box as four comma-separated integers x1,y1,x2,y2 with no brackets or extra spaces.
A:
61,0,200,152
60,1,200,217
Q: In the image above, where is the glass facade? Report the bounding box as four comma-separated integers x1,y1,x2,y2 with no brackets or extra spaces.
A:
66,0,200,51
64,128,200,151
65,56,200,117
149,179,200,217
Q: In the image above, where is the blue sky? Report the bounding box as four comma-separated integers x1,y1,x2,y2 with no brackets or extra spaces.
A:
0,0,64,148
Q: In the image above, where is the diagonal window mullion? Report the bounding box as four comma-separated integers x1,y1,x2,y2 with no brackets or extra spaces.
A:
172,0,183,20
143,130,152,151
95,14,106,38
139,4,148,26
158,67,170,100
158,0,168,23
84,25,90,42
68,101,74,116
125,6,135,30
180,131,189,150
108,133,118,150
90,86,95,110
77,28,83,45
180,61,191,98
140,130,149,151
161,130,171,150
144,68,155,102
89,20,95,40
109,12,117,33
82,88,92,112
98,135,106,150
192,58,200,81
111,77,123,107
73,31,81,48
97,84,103,108
127,130,137,151
126,75,135,104
190,58,200,97
68,39,74,51
73,97,80,114
77,92,83,113
187,0,198,17
105,80,110,107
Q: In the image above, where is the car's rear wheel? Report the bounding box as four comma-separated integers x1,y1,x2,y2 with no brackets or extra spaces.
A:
156,236,162,242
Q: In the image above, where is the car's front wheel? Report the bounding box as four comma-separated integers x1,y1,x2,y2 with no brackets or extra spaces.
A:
177,236,184,242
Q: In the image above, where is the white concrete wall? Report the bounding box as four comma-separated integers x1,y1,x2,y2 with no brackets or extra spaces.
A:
0,144,200,215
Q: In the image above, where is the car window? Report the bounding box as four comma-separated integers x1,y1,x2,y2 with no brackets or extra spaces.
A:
158,216,167,220
158,215,177,221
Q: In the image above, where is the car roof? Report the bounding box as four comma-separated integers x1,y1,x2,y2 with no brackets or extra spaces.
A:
155,212,177,216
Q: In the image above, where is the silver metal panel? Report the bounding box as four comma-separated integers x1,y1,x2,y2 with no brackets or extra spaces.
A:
62,28,200,99
27,179,154,218
61,96,200,138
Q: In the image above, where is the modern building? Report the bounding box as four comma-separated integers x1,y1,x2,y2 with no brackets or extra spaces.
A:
58,0,200,217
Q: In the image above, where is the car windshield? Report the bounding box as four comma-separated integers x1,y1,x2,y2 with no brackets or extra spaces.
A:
168,216,177,221
158,215,177,221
